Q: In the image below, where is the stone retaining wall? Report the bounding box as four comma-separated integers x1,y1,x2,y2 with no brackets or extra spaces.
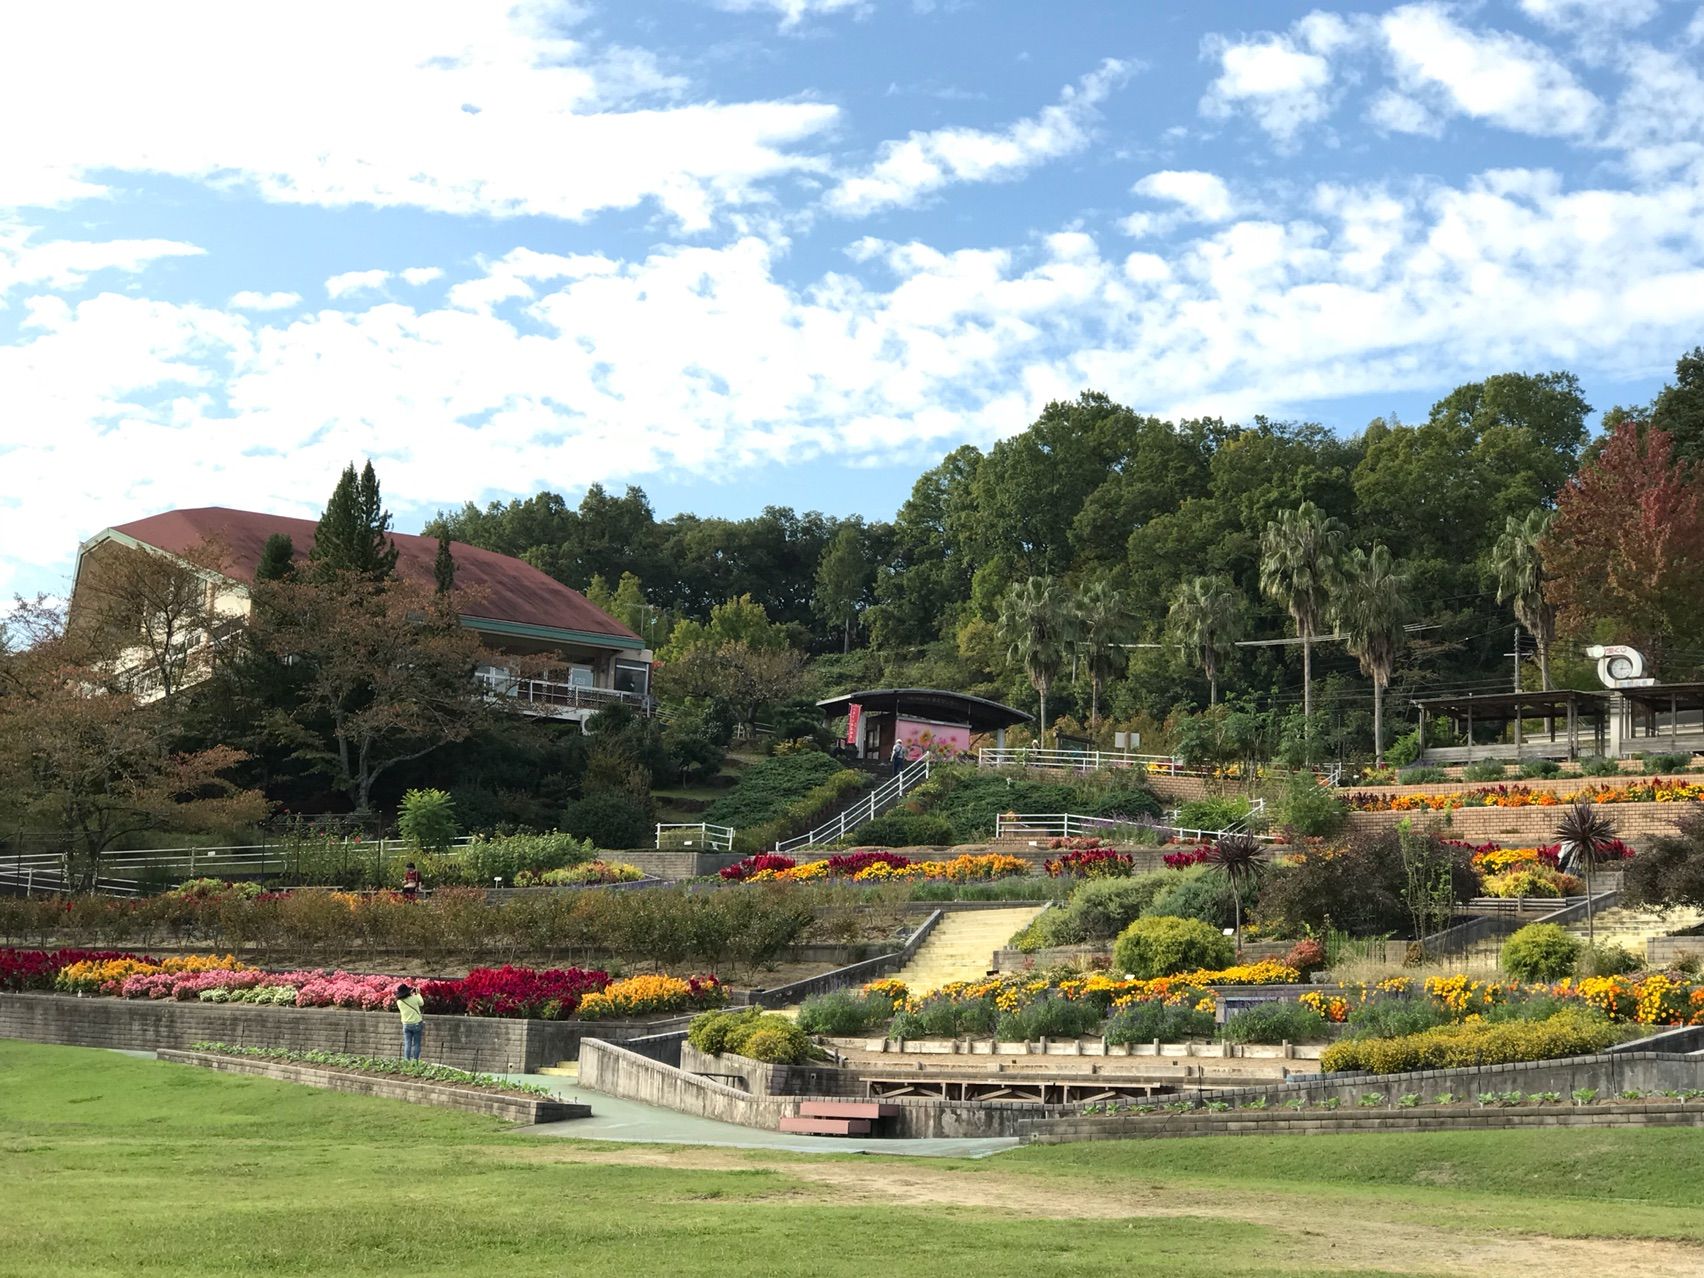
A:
1647,937,1704,966
580,1037,1072,1138
678,1041,862,1097
1346,802,1694,842
0,992,678,1072
157,1049,589,1124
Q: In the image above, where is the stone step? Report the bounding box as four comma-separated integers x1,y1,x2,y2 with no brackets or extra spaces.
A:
778,1115,872,1136
799,1100,901,1120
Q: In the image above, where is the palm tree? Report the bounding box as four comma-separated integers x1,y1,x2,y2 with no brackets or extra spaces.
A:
1491,509,1558,691
999,577,1069,747
1332,544,1412,765
1207,833,1265,952
1557,802,1618,948
1167,574,1245,706
1259,502,1346,726
1072,579,1130,726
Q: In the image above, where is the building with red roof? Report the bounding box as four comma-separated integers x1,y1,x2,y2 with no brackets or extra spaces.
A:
72,507,653,721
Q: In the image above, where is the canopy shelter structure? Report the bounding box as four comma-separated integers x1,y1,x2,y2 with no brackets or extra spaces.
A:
816,688,1032,762
1615,683,1704,756
1412,689,1611,765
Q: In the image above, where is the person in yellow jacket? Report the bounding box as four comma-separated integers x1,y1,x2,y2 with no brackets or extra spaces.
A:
396,984,425,1060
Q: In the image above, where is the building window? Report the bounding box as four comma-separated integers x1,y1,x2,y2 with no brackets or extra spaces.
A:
614,661,649,696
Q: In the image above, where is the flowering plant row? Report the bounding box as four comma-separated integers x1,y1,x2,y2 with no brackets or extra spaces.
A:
56,953,251,995
0,948,154,992
1348,780,1704,812
578,973,726,1019
1162,846,1213,870
740,851,1029,883
1045,846,1135,878
719,853,797,881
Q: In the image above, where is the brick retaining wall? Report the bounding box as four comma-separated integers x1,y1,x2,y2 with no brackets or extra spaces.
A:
1346,802,1696,842
0,992,678,1072
157,1049,590,1124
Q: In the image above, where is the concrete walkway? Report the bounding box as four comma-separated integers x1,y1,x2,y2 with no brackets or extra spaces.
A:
892,905,1042,994
507,1069,1016,1158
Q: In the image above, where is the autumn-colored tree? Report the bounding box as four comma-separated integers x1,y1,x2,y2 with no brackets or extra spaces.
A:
654,641,806,738
1542,422,1704,670
249,572,490,811
0,620,267,889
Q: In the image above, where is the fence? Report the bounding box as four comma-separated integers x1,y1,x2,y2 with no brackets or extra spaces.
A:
774,757,932,853
992,808,1280,846
654,823,735,853
976,747,1205,775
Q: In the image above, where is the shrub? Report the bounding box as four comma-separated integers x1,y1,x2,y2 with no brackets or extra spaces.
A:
1345,998,1449,1040
890,994,997,1039
1274,774,1347,837
737,1023,816,1065
797,989,895,1036
1501,923,1583,981
693,1010,818,1064
1321,1009,1615,1074
1481,867,1581,899
1220,1001,1329,1045
1103,1000,1215,1044
1517,759,1562,780
1645,752,1695,774
563,792,652,849
1050,873,1175,943
705,751,852,828
994,993,1104,1042
1147,868,1255,931
1577,755,1620,777
1112,915,1234,979
1175,796,1252,833
1461,761,1506,783
688,1008,761,1055
1384,730,1422,768
1576,942,1641,978
397,788,458,853
1397,766,1447,785
1283,939,1327,978
850,811,956,847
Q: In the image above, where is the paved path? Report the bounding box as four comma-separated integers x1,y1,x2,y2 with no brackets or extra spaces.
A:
892,905,1042,994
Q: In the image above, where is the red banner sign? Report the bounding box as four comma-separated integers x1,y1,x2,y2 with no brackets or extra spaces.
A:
846,703,862,745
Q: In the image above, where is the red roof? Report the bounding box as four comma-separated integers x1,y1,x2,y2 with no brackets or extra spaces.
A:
104,507,641,645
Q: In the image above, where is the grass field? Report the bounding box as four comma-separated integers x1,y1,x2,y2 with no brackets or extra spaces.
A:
3,1040,1704,1277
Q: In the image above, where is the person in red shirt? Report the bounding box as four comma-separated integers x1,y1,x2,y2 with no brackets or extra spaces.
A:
401,862,422,899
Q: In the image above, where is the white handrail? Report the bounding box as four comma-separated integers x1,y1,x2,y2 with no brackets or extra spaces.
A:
992,811,1281,845
774,757,932,853
655,823,736,852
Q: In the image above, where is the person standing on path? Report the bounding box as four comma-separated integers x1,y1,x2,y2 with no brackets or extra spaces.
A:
401,862,422,900
891,739,907,775
396,984,425,1061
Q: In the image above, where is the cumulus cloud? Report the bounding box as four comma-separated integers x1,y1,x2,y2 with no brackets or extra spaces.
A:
325,269,392,299
0,226,203,300
824,59,1132,216
1380,3,1601,138
1518,0,1659,33
1367,89,1442,137
1200,11,1363,142
399,267,445,287
709,0,869,29
1131,170,1235,222
0,2,837,232
228,290,301,311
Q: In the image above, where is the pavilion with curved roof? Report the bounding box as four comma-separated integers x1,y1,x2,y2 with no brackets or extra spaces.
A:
815,688,1032,761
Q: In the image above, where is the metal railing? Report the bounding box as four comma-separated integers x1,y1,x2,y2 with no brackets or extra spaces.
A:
992,810,1281,846
475,671,654,718
655,823,736,853
774,757,931,853
976,747,1210,775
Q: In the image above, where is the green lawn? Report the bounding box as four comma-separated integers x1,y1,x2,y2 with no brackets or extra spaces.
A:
2,1040,1702,1277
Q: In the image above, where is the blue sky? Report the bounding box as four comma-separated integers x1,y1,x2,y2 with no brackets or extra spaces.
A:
5,0,1704,599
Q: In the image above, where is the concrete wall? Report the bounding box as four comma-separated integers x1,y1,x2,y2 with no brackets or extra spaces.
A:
1646,937,1704,966
678,1040,862,1097
0,992,683,1072
580,1036,1073,1138
158,1049,589,1124
1346,802,1694,843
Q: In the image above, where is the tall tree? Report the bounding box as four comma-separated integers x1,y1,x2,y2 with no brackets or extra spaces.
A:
255,533,296,582
1166,574,1244,706
1259,502,1345,724
1071,579,1129,725
433,533,456,595
1491,510,1557,691
813,524,872,653
998,577,1069,745
1332,543,1411,764
1649,345,1704,464
310,461,398,582
1543,421,1704,671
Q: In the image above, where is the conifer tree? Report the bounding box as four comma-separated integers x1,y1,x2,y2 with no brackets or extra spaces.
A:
434,533,455,594
255,533,296,582
310,461,398,581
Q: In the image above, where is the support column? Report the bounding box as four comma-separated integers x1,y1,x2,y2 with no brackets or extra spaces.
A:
1566,698,1577,761
1416,705,1427,766
1513,703,1522,756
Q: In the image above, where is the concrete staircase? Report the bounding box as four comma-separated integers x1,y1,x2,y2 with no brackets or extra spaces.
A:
537,1060,578,1079
778,1100,901,1137
1564,905,1704,951
892,906,1043,995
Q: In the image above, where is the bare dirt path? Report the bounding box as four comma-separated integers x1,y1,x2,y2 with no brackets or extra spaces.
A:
511,1143,1704,1278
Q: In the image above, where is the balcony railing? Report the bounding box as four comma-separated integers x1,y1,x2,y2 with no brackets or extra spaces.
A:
475,671,654,718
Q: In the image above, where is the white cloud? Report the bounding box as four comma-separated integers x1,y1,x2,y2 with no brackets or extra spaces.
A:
1131,170,1235,223
1200,11,1362,143
399,267,445,287
1380,3,1601,138
824,60,1132,216
710,0,868,29
1603,44,1704,176
1367,89,1442,137
325,269,392,299
1518,0,1659,32
0,225,203,300
0,2,837,231
228,290,301,311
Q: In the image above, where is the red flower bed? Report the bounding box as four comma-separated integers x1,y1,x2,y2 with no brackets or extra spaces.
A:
419,965,610,1020
1162,846,1212,869
824,850,911,876
720,853,797,881
1044,847,1134,878
0,948,156,993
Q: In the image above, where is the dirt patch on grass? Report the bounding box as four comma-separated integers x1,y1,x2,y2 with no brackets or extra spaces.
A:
521,1143,1704,1277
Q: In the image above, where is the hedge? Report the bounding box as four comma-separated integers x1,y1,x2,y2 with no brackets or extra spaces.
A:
1319,1009,1617,1074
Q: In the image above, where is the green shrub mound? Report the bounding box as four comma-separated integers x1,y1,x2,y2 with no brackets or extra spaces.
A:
904,768,1159,843
1111,915,1233,978
1175,796,1252,832
687,1008,817,1064
398,788,459,853
1320,1009,1615,1074
849,811,956,848
704,751,869,852
1345,999,1449,1040
1501,923,1583,981
1147,868,1257,932
796,989,894,1036
993,994,1103,1042
1396,766,1447,785
1017,873,1175,951
1460,760,1506,783
385,832,595,887
1220,1001,1329,1045
890,995,996,1040
1576,755,1620,777
1576,942,1641,978
1274,774,1348,837
562,792,651,850
1517,759,1562,780
1102,1001,1215,1044
1644,752,1694,774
